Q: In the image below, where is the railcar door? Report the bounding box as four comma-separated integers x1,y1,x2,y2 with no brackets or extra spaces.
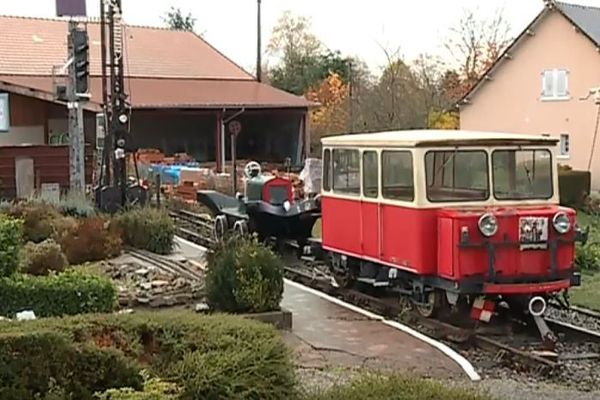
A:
361,150,379,259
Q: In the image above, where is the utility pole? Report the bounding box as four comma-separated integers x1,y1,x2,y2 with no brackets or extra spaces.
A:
67,21,90,193
256,0,262,82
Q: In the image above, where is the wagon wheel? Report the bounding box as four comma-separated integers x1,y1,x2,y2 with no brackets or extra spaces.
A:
233,220,249,236
213,215,227,242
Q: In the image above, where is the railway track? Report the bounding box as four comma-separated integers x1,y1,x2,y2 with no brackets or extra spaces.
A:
170,208,600,389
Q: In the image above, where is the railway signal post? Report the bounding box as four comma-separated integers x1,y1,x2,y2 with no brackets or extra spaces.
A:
67,21,90,193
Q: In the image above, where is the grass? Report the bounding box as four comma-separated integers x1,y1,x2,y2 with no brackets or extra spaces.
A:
571,211,600,310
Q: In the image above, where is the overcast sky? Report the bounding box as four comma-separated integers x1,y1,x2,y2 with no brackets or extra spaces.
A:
1,0,599,73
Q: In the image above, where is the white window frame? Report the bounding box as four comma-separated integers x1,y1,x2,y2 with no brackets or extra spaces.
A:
541,69,570,101
558,133,570,159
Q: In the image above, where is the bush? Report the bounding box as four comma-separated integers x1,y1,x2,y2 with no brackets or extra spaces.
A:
6,201,62,243
19,239,68,276
175,339,295,400
576,243,600,272
0,312,294,400
206,235,284,313
304,374,490,400
0,216,24,277
0,270,117,318
98,376,181,400
114,208,175,255
0,331,142,400
56,191,97,218
58,217,122,264
559,169,591,208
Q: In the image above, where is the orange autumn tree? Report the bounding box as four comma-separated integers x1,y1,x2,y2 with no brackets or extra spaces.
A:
305,72,350,146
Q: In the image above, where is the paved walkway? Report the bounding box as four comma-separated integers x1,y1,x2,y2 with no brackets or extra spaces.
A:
172,236,469,379
281,282,465,379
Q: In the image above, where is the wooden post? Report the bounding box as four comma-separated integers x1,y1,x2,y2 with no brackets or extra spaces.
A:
216,111,223,173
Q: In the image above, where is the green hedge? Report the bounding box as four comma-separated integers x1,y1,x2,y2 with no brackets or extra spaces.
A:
559,169,591,208
0,312,295,400
304,374,490,400
0,270,117,318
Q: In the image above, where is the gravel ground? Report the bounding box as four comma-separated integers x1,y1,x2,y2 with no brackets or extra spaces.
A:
546,306,600,332
298,368,600,399
463,378,600,400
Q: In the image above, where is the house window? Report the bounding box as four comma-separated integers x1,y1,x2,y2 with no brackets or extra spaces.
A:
559,133,570,157
542,69,569,99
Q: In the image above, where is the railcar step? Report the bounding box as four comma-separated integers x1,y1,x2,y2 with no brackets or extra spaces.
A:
357,277,390,287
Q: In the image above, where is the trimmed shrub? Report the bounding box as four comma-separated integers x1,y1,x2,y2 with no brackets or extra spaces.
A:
0,312,294,400
206,235,284,313
0,331,142,400
114,208,175,255
304,374,491,400
19,239,68,276
0,216,24,277
0,270,117,317
559,168,591,208
58,217,122,264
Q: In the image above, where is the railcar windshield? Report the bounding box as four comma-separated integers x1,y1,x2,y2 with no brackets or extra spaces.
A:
425,150,489,202
492,149,553,200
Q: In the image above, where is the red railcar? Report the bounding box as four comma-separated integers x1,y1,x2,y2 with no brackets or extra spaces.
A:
320,130,586,318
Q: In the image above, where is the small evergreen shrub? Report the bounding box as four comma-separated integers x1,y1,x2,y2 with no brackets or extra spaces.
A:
114,208,175,255
206,235,284,313
0,216,24,277
58,217,122,264
0,270,117,317
19,239,68,276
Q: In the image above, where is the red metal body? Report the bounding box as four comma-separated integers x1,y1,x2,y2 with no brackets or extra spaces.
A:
321,196,577,295
262,177,294,205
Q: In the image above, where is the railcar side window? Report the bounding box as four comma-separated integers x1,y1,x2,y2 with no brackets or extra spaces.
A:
323,149,331,191
492,149,553,200
362,151,378,198
333,149,360,195
382,151,414,201
425,151,489,202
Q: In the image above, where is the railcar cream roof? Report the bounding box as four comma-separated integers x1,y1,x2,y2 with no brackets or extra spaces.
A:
321,130,559,147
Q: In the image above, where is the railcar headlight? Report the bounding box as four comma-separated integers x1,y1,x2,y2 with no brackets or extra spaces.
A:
553,212,571,234
478,213,498,237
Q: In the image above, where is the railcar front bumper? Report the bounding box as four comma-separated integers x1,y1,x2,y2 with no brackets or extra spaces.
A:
455,227,587,294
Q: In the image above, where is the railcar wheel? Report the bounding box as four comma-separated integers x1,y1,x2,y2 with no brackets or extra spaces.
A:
412,290,445,318
233,220,249,236
329,253,355,288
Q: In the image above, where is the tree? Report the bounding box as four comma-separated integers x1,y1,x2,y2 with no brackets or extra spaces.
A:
354,46,428,132
444,8,512,99
427,110,460,129
305,72,350,142
163,6,196,31
266,12,353,95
